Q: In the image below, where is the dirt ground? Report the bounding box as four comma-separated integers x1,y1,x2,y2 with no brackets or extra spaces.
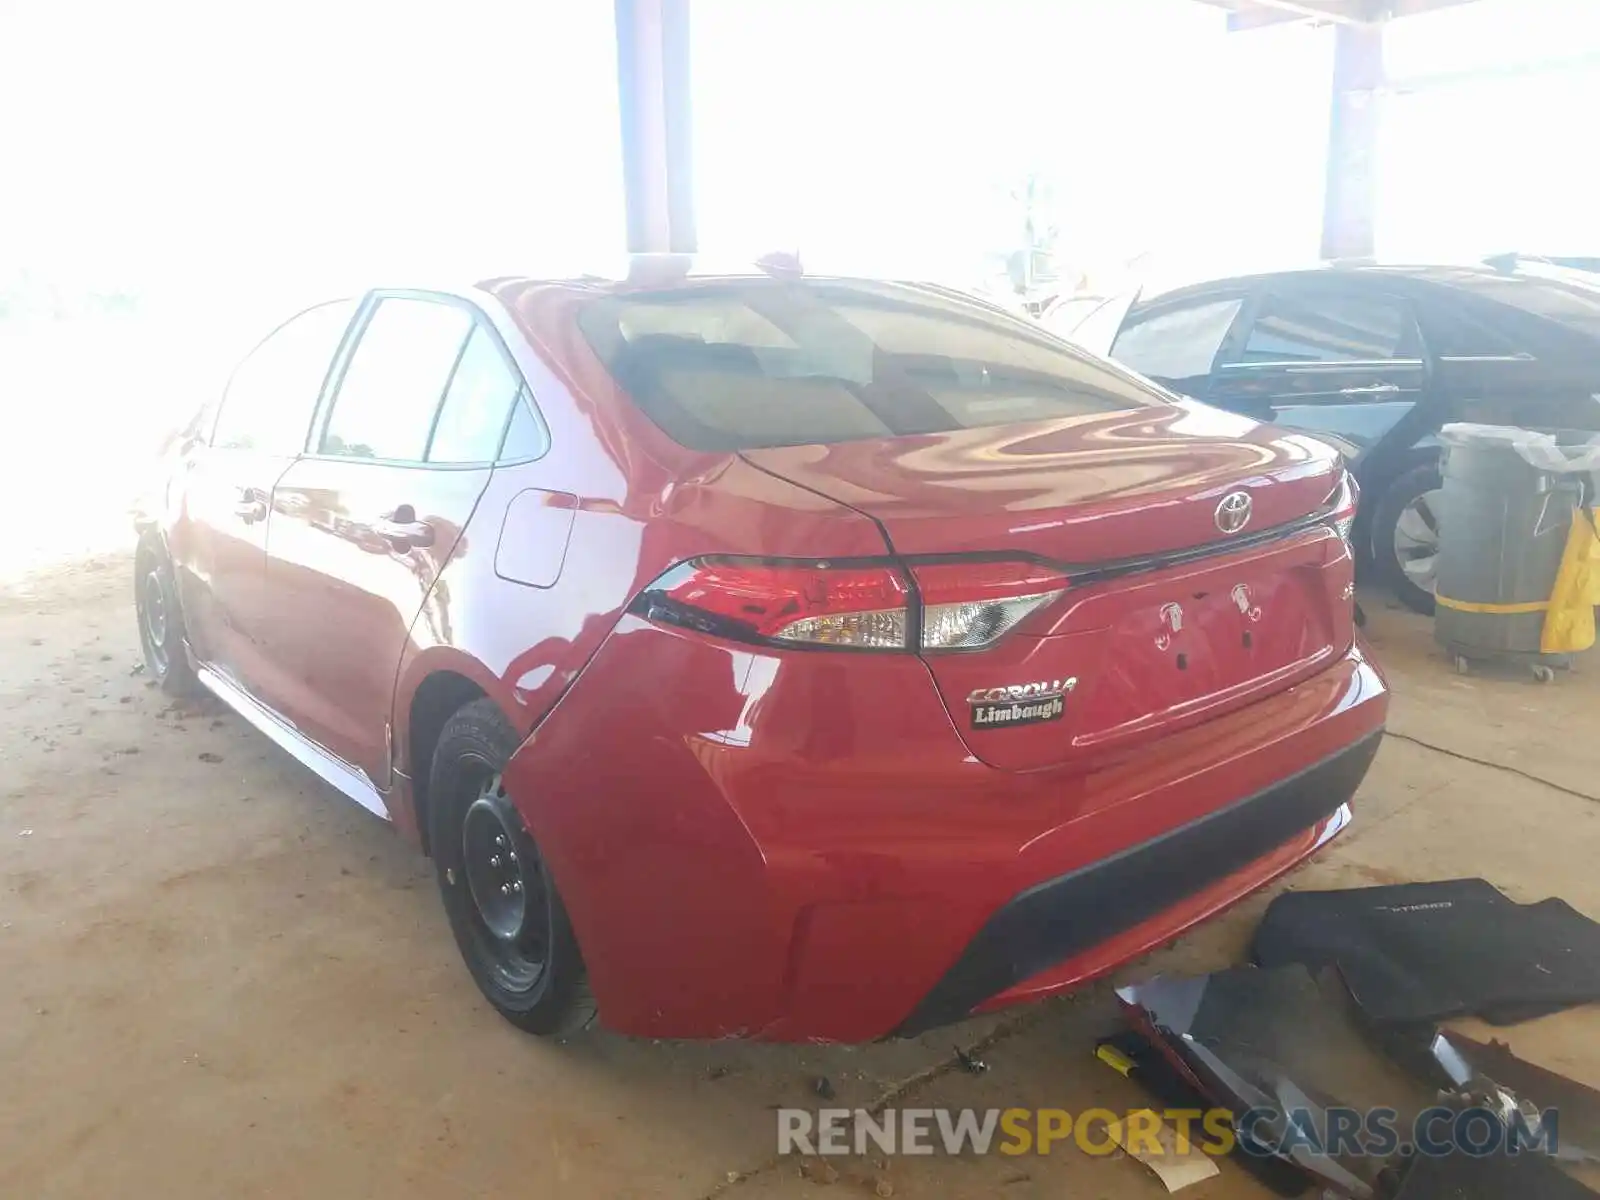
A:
2,557,1596,1200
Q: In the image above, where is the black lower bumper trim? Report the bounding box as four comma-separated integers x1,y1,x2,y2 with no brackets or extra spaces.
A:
891,730,1383,1037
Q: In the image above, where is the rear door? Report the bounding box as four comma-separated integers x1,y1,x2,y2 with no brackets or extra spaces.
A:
263,292,540,783
1108,293,1249,399
170,300,357,692
1208,283,1429,463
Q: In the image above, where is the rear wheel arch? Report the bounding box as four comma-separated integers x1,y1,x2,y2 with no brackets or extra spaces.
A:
134,524,169,562
1353,444,1439,547
407,670,492,854
1371,459,1445,615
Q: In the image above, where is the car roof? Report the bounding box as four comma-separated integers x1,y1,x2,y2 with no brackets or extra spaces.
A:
1136,262,1572,308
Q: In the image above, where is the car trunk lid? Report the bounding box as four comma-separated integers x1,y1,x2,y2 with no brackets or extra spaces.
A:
744,402,1355,770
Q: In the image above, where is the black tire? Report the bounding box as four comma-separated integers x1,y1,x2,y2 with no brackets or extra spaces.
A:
428,698,596,1037
134,536,199,695
1372,462,1444,616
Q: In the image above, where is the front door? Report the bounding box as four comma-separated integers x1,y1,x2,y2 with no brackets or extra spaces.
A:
1208,285,1429,467
169,300,357,696
263,294,533,785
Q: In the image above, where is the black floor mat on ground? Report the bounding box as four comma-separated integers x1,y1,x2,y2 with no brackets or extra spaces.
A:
1389,1146,1599,1199
1252,880,1600,1025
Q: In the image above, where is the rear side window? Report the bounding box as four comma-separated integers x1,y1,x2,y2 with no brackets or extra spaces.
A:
1111,298,1243,382
1236,292,1419,364
320,298,473,461
426,326,532,464
577,282,1158,451
214,300,355,454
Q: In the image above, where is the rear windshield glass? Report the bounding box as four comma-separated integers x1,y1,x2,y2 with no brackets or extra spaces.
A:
577,280,1159,450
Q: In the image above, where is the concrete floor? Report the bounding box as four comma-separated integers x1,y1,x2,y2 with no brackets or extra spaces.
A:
2,556,1596,1199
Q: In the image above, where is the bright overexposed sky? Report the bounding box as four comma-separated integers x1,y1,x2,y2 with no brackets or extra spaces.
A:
1,0,1599,307
2,0,1598,571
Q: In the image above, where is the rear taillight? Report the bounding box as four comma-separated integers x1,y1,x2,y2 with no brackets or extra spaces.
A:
633,558,1065,652
1325,471,1360,547
912,562,1066,649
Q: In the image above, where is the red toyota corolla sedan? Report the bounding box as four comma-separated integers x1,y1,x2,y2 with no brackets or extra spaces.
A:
134,265,1387,1042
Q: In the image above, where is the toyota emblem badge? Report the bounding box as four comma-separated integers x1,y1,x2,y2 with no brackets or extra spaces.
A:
1215,491,1253,535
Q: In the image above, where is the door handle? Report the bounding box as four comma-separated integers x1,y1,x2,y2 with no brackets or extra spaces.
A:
372,504,435,548
1337,384,1402,397
233,488,268,524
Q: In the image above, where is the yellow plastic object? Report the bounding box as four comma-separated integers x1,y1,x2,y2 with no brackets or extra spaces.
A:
1095,1042,1135,1077
1437,596,1549,615
1541,508,1600,654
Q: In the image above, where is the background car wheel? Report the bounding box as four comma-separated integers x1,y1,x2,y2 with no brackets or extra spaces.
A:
1373,463,1444,616
428,698,596,1037
134,538,199,695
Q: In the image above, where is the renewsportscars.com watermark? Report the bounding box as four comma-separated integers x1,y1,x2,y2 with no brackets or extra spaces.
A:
777,1105,1562,1159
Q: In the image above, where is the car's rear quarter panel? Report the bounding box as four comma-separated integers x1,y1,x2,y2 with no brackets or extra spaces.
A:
386,282,889,837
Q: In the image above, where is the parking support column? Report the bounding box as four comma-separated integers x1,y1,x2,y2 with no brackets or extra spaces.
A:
1320,20,1385,262
614,0,696,254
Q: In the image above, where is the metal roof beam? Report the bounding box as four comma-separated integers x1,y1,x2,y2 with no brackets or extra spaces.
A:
1202,0,1480,31
1243,0,1367,27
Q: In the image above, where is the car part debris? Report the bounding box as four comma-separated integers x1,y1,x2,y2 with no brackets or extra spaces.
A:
954,1045,988,1074
1107,1109,1221,1192
1420,1029,1600,1163
1095,1032,1315,1197
1118,966,1444,1198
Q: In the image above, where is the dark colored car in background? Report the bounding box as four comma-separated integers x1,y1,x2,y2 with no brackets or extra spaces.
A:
1082,263,1600,612
134,266,1386,1042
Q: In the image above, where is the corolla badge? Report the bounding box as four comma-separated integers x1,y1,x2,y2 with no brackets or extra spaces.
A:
967,678,1077,730
1215,491,1253,535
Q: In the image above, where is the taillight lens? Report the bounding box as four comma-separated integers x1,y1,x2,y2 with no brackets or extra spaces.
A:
1326,471,1360,547
912,562,1067,649
634,558,1065,651
640,560,911,649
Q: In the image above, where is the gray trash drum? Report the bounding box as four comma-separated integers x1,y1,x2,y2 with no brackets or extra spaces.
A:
1434,423,1600,677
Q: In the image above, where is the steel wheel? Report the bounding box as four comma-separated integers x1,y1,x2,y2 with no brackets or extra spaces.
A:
430,698,596,1035
1393,487,1444,595
458,771,552,993
140,568,171,675
134,540,198,694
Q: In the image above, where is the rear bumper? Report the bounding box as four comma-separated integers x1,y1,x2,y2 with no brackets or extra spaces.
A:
504,620,1389,1042
892,730,1380,1036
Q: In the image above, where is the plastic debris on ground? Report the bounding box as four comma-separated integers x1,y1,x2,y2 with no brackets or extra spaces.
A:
1105,1109,1220,1192
1105,879,1600,1198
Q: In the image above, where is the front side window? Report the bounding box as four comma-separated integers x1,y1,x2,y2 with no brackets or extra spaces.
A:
1111,298,1244,383
320,298,473,461
213,300,356,454
577,281,1159,452
1236,292,1418,364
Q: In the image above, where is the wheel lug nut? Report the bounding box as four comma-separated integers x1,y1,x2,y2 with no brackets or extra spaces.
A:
489,855,501,867
511,881,522,893
495,835,507,847
499,883,511,896
508,852,517,864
